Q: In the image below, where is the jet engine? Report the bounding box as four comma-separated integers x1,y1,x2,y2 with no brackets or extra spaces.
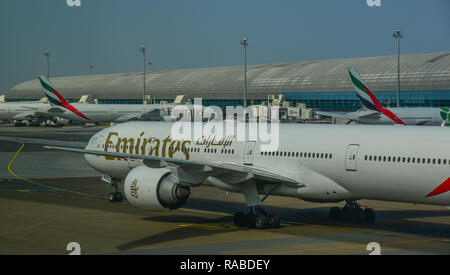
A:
51,117,70,126
124,165,190,210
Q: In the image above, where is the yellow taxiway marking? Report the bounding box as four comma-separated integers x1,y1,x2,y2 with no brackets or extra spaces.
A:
6,142,99,198
7,142,31,184
0,216,67,237
178,223,239,230
16,190,31,193
179,208,232,217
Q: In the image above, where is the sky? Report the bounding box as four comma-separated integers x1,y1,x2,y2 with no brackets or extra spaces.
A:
0,0,449,92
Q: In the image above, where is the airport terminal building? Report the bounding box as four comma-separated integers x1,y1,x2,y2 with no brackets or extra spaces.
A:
4,51,450,111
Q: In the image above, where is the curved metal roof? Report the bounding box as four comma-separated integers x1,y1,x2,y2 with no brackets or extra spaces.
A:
5,51,450,101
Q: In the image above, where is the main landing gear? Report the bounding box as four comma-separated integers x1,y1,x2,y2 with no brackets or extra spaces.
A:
233,206,280,229
108,178,123,203
232,181,281,229
329,200,376,223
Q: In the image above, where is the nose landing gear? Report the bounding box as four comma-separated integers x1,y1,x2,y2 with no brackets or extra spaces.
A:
108,178,123,202
329,200,376,223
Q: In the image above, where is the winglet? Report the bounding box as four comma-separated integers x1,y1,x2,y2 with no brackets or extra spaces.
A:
38,75,91,121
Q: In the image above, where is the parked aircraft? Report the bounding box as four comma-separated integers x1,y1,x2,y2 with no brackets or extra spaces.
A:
45,121,450,228
0,102,68,126
38,76,190,123
316,67,449,125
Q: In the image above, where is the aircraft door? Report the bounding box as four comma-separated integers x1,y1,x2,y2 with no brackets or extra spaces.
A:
345,144,360,171
244,141,256,166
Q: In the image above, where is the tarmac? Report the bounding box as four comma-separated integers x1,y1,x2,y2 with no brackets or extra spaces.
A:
0,125,449,255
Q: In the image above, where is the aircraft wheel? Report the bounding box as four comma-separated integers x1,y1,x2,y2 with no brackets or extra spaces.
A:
352,208,365,223
233,212,247,227
364,208,376,223
329,207,341,221
252,214,266,229
108,192,116,202
268,213,280,228
115,192,123,202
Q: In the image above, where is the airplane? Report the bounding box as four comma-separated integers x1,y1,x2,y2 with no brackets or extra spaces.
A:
0,101,69,126
38,75,191,124
316,67,450,126
44,121,450,229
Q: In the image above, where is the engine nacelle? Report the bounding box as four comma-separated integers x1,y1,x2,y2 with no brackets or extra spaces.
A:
124,165,190,210
51,117,70,125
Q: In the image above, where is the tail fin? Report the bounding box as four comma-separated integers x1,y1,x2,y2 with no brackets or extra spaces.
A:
38,75,64,107
38,76,90,121
348,67,382,111
347,67,405,125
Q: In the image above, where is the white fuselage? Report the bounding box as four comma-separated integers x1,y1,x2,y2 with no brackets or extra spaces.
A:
84,122,450,206
324,107,444,125
0,102,52,121
354,107,442,125
48,103,183,123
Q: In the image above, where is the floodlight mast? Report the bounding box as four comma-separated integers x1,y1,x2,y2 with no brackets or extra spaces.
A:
148,61,152,104
393,29,403,107
140,44,147,104
43,50,50,79
240,36,248,109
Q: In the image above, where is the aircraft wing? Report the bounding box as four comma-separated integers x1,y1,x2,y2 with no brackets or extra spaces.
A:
11,111,38,120
115,109,163,122
416,119,432,125
315,111,349,119
115,113,146,122
46,106,66,114
316,110,381,120
43,145,302,186
356,111,381,119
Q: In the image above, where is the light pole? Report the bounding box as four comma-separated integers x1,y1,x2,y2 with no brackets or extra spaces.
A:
148,61,152,104
240,36,248,108
393,29,403,107
140,44,146,104
43,50,50,79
